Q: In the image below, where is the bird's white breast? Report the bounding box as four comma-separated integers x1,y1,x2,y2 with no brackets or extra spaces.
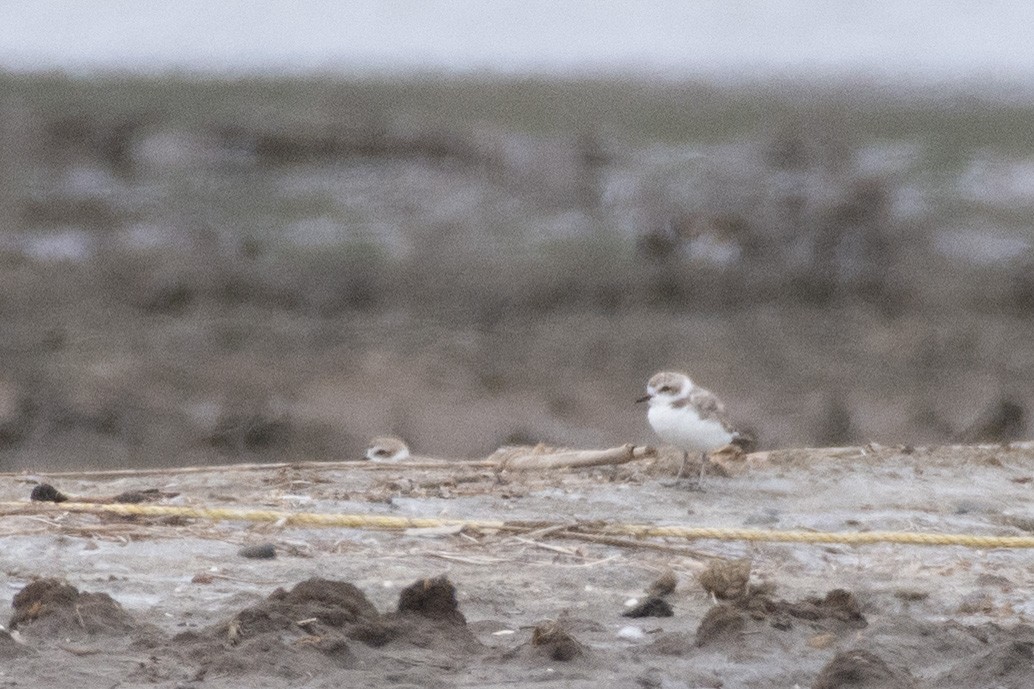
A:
647,403,733,452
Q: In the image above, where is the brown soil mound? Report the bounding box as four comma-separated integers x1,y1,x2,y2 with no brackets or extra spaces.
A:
351,575,481,656
745,588,868,632
177,575,484,681
348,612,481,655
496,619,589,666
176,577,377,680
812,649,917,689
531,621,584,661
211,577,378,644
264,577,379,627
810,645,918,686
396,575,465,624
9,578,139,639
696,588,867,649
695,604,746,647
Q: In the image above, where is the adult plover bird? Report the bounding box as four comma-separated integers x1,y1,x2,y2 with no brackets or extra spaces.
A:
364,436,411,462
637,371,751,487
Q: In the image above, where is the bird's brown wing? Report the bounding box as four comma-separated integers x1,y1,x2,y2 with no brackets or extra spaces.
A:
690,387,756,449
688,387,727,422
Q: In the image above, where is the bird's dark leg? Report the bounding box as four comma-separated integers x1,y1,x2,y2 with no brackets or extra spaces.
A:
670,451,703,488
665,450,704,491
699,451,708,485
675,450,689,481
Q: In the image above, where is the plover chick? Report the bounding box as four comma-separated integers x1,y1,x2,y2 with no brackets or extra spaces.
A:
364,436,411,462
637,371,750,488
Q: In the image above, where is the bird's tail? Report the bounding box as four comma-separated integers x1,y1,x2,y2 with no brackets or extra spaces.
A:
730,430,757,453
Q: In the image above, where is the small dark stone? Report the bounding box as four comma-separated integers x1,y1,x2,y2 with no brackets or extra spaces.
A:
30,483,68,503
238,544,277,559
623,597,674,618
531,621,583,661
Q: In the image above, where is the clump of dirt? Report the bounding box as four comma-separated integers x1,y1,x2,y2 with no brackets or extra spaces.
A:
531,620,584,661
29,483,68,503
695,588,867,649
269,578,378,625
497,618,588,666
812,649,917,689
177,577,378,680
9,578,139,639
350,575,481,657
698,558,752,600
744,588,868,632
397,575,465,624
695,604,746,647
217,577,376,642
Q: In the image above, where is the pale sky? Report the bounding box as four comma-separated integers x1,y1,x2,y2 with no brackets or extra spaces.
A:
1,0,1032,78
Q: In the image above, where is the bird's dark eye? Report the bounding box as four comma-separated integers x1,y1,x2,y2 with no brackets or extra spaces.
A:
373,449,388,457
659,386,672,393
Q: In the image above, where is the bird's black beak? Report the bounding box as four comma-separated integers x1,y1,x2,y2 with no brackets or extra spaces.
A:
635,394,651,404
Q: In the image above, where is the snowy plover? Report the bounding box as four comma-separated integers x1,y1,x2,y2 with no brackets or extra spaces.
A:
364,436,411,462
637,371,750,487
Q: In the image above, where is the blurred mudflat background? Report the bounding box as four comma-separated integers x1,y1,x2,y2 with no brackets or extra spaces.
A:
1,74,1034,469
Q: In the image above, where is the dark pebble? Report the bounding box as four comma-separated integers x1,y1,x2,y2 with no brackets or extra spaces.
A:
30,483,69,503
238,543,277,559
623,596,674,618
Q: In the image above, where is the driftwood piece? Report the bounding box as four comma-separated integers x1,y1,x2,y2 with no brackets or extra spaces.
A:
9,442,1033,482
3,443,660,482
491,443,656,471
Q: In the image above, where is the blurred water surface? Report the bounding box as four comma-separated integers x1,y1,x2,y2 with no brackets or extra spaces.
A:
3,1,1034,79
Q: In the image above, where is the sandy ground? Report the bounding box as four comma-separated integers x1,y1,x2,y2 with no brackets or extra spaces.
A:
2,444,1034,688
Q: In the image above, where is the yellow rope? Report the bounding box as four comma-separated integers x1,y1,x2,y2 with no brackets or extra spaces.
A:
0,502,509,531
4,501,1034,549
610,525,1034,548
